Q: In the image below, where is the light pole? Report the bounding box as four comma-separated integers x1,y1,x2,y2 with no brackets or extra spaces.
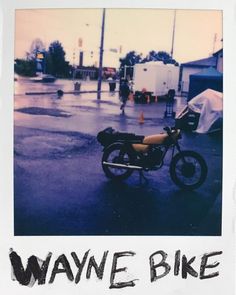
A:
170,9,176,58
97,8,106,100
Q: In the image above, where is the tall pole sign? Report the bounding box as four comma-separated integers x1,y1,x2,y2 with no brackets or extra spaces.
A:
36,51,45,74
97,8,106,100
78,38,84,67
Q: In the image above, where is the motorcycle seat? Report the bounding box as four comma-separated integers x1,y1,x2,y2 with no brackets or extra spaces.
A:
132,133,168,152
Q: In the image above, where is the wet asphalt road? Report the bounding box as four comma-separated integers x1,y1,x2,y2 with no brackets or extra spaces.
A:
14,79,222,236
14,127,222,236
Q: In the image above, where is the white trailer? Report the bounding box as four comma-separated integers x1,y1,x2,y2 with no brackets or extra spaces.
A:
133,61,180,97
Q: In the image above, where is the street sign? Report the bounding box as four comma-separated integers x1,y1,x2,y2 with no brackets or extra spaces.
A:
36,52,44,59
109,48,118,53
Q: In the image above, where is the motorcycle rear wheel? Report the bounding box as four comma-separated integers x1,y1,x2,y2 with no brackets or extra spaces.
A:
170,150,207,190
102,143,134,180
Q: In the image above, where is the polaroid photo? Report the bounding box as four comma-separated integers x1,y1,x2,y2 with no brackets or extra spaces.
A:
0,0,235,294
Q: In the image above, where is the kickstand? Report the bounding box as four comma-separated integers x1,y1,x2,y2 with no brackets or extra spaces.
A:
139,170,148,185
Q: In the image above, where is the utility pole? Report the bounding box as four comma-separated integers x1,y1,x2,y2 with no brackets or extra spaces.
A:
170,9,176,58
212,33,217,54
97,8,106,100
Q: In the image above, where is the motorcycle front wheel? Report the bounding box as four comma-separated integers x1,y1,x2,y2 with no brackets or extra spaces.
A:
170,151,207,190
102,143,134,180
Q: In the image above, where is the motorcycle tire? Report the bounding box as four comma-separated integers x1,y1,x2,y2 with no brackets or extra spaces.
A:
102,143,134,181
170,150,207,190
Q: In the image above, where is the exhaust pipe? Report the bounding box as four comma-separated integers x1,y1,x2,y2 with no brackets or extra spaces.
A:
102,161,143,170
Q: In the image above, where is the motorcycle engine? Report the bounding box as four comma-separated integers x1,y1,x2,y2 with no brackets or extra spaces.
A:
139,146,164,168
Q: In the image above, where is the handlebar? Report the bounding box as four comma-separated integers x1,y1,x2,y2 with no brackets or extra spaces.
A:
163,126,178,136
163,126,172,135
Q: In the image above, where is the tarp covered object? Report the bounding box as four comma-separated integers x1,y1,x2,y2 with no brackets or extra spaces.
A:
188,88,223,133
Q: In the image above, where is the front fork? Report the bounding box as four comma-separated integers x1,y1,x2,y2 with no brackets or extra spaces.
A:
172,142,187,164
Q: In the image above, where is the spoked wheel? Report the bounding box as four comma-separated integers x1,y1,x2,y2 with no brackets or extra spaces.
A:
170,151,207,190
102,143,134,180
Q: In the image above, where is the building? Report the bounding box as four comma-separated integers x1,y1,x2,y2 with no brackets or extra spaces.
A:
179,48,223,96
188,67,223,100
180,56,217,95
74,51,117,80
213,48,223,73
73,66,117,81
74,66,98,80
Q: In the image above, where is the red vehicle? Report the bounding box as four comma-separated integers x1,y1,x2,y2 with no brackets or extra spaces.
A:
103,67,116,79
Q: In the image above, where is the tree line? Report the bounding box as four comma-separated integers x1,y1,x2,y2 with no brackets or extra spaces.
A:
15,40,72,78
15,38,179,79
119,50,179,79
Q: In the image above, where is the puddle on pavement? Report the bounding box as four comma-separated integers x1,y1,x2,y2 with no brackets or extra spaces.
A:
15,107,72,117
15,133,92,159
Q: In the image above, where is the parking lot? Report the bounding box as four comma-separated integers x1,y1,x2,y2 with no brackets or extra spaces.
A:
14,79,222,236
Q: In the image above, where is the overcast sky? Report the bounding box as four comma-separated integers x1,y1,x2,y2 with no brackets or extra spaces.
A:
15,8,223,68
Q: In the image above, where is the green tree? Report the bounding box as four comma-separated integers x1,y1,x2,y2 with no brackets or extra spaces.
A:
143,50,179,65
14,59,36,76
119,51,142,79
47,41,70,77
119,50,179,79
44,51,53,74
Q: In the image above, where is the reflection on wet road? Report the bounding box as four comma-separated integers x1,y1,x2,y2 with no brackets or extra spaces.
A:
14,78,222,236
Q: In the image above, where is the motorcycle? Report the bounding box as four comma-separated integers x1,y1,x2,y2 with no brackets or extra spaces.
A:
97,126,207,190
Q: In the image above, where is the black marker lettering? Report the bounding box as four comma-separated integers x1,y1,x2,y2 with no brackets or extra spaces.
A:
200,251,222,280
49,254,74,283
182,255,198,279
150,251,171,282
9,249,52,286
71,250,90,284
110,251,136,289
86,251,108,280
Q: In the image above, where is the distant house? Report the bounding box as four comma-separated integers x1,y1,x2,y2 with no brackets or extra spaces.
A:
180,56,217,95
73,66,117,80
74,66,98,80
213,48,223,73
188,67,223,100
